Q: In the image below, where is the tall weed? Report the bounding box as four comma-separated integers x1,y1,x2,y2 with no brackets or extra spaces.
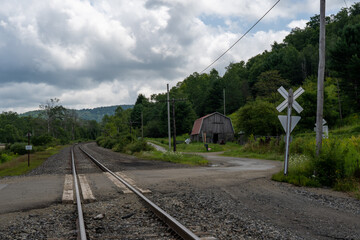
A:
243,135,284,154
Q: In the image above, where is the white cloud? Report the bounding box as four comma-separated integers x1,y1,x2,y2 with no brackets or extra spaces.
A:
287,19,308,30
0,0,352,113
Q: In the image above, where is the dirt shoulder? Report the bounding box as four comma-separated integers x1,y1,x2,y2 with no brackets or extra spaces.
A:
126,147,360,239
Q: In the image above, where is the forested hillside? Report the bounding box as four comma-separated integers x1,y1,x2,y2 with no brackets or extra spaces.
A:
0,99,101,146
21,105,133,122
100,3,360,141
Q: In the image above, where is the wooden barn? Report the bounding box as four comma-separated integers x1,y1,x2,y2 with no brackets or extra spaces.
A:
190,112,235,143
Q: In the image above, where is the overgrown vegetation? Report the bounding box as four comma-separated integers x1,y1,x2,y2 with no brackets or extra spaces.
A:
0,98,101,162
272,133,360,192
0,146,66,177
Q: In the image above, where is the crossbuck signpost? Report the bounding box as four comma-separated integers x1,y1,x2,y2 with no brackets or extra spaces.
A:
276,86,304,175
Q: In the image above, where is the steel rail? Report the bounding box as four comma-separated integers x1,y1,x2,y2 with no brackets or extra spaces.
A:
79,146,200,240
71,147,87,240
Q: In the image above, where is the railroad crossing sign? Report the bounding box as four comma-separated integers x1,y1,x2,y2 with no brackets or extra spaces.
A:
278,115,301,133
314,119,328,138
276,86,304,176
277,86,304,113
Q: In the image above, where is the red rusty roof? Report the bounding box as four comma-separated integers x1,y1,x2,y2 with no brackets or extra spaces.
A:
190,113,212,135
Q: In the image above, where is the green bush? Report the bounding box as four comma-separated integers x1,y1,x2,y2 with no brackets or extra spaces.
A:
124,140,153,154
333,178,359,192
290,136,314,155
273,135,360,193
31,134,53,146
10,142,29,155
0,153,5,163
243,135,283,154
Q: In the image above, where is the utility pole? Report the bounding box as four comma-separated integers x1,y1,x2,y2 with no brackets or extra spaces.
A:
141,111,144,139
172,98,177,152
167,84,171,151
171,98,187,152
336,78,343,126
223,88,226,115
316,0,326,156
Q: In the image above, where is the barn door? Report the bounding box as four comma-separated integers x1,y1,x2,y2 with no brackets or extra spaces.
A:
213,133,218,143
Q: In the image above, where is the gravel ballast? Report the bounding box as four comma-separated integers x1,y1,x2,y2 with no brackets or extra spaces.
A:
0,142,359,239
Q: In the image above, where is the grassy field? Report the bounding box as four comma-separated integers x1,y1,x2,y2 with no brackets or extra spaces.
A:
0,146,66,177
222,149,283,161
147,137,239,152
147,137,283,162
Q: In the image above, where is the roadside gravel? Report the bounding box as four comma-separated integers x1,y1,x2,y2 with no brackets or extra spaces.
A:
149,176,360,240
26,146,71,176
1,142,359,239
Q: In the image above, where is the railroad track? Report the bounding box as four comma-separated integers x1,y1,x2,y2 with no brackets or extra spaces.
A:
69,144,201,240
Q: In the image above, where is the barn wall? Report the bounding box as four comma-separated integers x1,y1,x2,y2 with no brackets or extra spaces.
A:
200,113,234,143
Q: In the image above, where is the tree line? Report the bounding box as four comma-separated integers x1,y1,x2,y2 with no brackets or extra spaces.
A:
0,98,100,148
102,3,360,141
2,3,360,153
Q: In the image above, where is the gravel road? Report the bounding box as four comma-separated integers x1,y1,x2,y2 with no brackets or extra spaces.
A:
0,142,359,239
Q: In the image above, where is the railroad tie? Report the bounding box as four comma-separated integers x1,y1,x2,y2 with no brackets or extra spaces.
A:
78,174,96,203
104,172,132,194
115,172,151,194
62,174,74,204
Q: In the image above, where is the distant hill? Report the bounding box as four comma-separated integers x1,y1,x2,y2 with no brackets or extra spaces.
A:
76,105,133,122
20,105,133,122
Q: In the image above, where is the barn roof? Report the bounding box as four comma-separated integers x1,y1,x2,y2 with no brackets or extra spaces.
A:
191,112,230,135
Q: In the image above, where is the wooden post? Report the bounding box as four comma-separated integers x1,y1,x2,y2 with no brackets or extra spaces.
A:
167,84,171,151
316,0,326,156
336,78,343,126
172,98,176,152
141,111,144,139
223,88,226,116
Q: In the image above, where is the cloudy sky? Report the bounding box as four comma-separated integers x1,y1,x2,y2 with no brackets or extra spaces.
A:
0,0,354,113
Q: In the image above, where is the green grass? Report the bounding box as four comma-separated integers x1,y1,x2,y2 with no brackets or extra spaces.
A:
222,148,283,161
134,150,208,166
271,171,321,187
331,125,360,137
0,146,66,177
147,137,239,153
0,152,17,164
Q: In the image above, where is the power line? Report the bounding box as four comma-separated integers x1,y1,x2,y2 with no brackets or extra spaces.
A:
200,0,281,74
343,0,348,8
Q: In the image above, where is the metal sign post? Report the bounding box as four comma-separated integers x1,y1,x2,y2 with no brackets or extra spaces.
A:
277,86,304,175
284,89,293,175
314,119,328,139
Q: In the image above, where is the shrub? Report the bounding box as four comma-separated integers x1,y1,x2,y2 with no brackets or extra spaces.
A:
124,140,153,154
333,178,359,192
10,142,29,155
243,135,283,154
32,134,53,146
309,137,360,187
0,153,5,163
290,136,315,155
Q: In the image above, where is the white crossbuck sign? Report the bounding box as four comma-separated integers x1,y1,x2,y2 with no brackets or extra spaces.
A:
276,86,304,176
277,86,304,113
